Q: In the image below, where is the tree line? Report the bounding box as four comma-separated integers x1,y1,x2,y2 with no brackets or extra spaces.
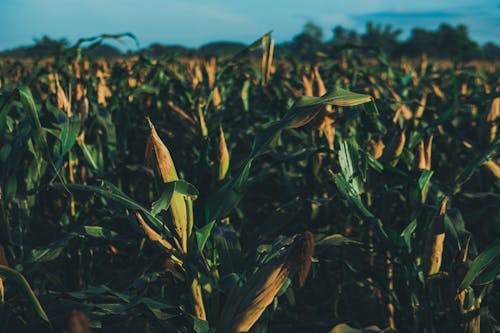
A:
1,22,499,60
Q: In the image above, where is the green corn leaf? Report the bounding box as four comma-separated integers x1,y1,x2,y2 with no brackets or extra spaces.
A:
196,221,215,253
0,265,51,326
205,160,252,222
458,241,500,292
59,115,81,155
56,182,170,237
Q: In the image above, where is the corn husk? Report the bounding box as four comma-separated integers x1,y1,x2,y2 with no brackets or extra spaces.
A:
484,97,499,144
418,135,433,170
313,65,326,97
145,117,188,253
56,74,72,116
218,232,314,333
302,74,313,97
423,197,448,276
135,212,173,251
212,86,222,109
67,310,91,333
190,274,207,320
204,57,216,89
482,160,500,179
218,126,230,181
319,113,335,151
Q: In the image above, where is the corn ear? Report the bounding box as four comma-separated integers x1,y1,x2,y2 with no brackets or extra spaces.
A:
145,117,178,181
204,57,216,89
431,83,446,101
190,274,207,320
302,74,313,97
219,260,291,333
482,160,500,179
213,86,222,109
313,65,326,97
96,69,111,106
423,197,448,276
418,135,433,170
218,126,230,181
145,117,188,253
414,93,427,119
56,74,72,116
218,232,314,333
418,141,427,170
197,103,208,137
261,35,274,85
484,97,499,144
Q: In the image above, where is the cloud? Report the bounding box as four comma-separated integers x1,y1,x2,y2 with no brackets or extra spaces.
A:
355,11,459,20
349,6,499,43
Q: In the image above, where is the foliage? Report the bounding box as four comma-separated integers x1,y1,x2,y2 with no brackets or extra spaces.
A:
0,31,498,333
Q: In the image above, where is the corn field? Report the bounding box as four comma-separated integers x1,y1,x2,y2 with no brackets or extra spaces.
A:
0,33,498,333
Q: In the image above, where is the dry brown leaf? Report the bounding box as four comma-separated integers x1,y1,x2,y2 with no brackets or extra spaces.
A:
302,74,313,97
135,212,173,251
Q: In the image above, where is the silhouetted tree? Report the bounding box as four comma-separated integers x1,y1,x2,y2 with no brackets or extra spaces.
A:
398,24,481,60
31,35,69,57
331,25,361,46
144,44,193,58
483,42,500,60
396,28,437,57
198,42,246,57
86,44,123,58
287,22,324,60
0,23,499,60
361,22,402,55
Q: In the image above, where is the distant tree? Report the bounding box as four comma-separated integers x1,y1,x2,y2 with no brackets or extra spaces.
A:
86,44,123,58
396,28,437,58
322,25,362,56
435,24,481,60
361,22,402,55
0,46,30,58
482,42,500,60
144,44,193,58
0,35,69,58
286,21,324,60
31,35,69,57
399,24,482,60
198,42,246,57
331,25,361,46
1,23,499,61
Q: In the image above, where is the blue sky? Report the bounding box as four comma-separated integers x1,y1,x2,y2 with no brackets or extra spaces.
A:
0,0,498,51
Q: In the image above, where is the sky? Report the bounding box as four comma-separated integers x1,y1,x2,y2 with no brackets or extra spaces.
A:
0,0,499,51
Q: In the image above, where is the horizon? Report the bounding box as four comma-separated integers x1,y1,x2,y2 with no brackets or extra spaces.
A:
0,0,499,52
